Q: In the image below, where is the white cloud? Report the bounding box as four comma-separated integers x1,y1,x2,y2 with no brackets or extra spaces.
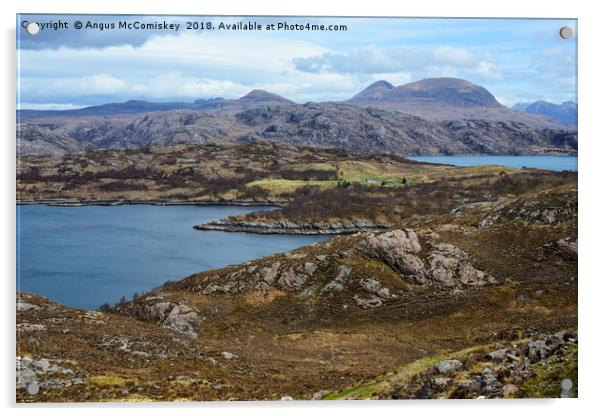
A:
472,61,503,80
18,103,86,110
20,74,128,101
129,72,249,100
433,46,478,67
16,17,578,110
51,74,127,95
292,44,501,87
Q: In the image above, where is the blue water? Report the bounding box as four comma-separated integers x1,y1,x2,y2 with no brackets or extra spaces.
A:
17,204,327,310
407,156,577,171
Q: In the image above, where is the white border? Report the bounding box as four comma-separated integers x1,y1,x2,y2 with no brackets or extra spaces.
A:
2,1,600,415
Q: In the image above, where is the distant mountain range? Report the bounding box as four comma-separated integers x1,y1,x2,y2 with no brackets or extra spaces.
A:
18,100,197,120
16,78,577,157
17,90,295,121
513,100,577,128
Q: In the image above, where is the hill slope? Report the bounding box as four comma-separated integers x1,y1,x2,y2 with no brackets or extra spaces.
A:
347,78,563,128
17,104,577,157
16,169,577,401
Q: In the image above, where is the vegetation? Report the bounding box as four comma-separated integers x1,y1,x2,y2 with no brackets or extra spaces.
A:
16,142,577,402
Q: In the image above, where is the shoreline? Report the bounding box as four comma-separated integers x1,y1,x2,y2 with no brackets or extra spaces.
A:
16,198,389,235
16,198,289,208
194,219,391,235
194,223,390,235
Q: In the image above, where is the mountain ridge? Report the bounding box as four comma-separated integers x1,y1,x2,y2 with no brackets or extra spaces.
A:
17,78,576,156
19,78,562,129
17,103,577,157
512,100,577,128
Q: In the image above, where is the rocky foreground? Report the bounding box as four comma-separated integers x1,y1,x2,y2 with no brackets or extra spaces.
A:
16,177,577,401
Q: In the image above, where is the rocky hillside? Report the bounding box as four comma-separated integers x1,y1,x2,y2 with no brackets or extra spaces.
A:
17,103,576,157
17,78,576,157
16,177,577,401
347,78,564,128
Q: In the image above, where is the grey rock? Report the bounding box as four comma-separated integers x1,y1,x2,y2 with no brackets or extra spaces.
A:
486,349,509,362
556,238,578,259
357,229,493,289
433,377,450,387
16,323,47,332
359,278,381,294
502,384,519,398
222,351,238,360
312,390,328,400
436,359,463,374
120,300,199,337
353,294,383,309
16,301,41,312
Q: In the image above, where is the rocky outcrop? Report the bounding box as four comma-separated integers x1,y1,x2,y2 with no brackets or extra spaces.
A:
480,188,577,228
555,238,578,259
162,227,495,316
357,229,494,288
17,356,83,391
118,298,200,338
361,331,578,400
194,218,390,235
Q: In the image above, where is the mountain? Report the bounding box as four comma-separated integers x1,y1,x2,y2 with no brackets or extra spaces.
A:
195,89,295,113
16,78,578,156
193,97,226,107
17,100,196,121
350,80,394,101
347,78,563,128
18,90,295,121
239,89,294,105
513,100,577,128
17,103,577,157
381,77,499,107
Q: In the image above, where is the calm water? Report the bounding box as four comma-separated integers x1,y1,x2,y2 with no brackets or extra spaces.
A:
17,204,327,310
407,155,577,171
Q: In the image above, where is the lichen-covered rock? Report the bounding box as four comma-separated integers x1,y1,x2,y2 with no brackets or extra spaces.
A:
322,265,351,294
119,300,200,338
353,294,383,309
436,359,463,374
357,229,425,281
357,229,493,288
480,188,577,228
16,356,79,390
428,243,494,287
261,261,281,285
556,238,578,259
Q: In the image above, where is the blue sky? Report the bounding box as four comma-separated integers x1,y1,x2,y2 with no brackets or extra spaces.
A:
17,15,577,109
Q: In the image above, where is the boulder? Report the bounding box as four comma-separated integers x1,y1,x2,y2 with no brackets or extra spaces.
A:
357,229,425,281
357,229,493,289
502,384,519,398
312,390,328,400
556,238,578,259
120,300,199,337
436,359,463,374
353,294,383,309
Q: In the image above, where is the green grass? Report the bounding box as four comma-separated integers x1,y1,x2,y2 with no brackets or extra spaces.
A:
246,179,337,194
518,345,578,398
88,375,132,387
325,384,377,400
324,343,493,400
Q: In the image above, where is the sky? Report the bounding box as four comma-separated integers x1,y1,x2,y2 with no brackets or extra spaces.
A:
16,15,577,110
